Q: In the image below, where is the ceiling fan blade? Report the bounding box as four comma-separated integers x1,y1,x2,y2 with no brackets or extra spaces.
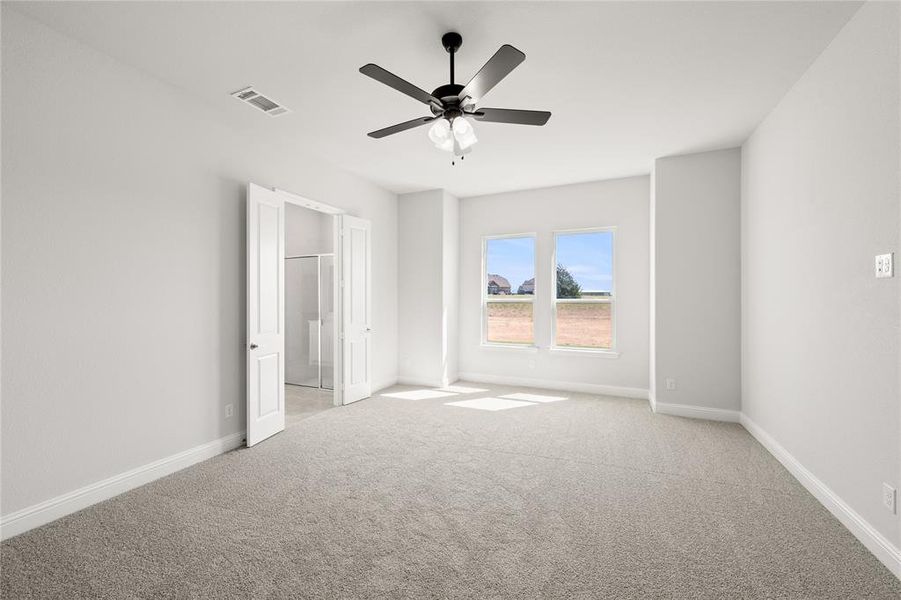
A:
471,108,551,126
367,116,437,139
360,64,441,106
458,45,525,104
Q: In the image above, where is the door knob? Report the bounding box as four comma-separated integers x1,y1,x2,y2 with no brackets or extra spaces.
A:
249,343,258,350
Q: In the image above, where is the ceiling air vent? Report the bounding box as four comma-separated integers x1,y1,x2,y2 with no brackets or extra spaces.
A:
230,86,291,117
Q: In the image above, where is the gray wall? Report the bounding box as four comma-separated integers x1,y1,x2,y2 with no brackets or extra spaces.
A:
742,1,900,547
652,149,742,412
1,9,398,515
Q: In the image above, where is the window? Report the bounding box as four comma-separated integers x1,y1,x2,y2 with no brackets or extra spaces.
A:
553,229,614,350
482,235,536,345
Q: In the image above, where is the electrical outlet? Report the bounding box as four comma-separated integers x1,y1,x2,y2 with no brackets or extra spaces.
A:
225,404,234,419
665,378,677,391
875,253,894,278
883,483,896,514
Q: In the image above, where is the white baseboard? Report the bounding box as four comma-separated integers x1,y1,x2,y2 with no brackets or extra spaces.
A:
740,414,901,579
397,375,447,388
0,431,246,541
458,372,648,400
651,400,741,423
372,377,399,394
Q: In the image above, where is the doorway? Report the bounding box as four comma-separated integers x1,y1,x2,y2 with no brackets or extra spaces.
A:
246,183,373,446
283,203,335,426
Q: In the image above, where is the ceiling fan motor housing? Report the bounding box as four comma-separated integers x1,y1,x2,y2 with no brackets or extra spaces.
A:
430,83,466,117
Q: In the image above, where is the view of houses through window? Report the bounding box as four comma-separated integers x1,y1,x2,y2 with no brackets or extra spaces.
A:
554,230,614,349
483,229,614,349
484,236,535,345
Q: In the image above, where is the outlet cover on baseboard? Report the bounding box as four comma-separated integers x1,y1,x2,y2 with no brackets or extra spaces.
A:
665,378,677,391
883,483,896,514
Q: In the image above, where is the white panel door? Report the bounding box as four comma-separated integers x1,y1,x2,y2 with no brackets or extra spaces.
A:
246,183,286,446
339,215,372,404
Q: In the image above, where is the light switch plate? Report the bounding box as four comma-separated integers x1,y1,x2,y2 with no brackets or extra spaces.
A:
875,253,894,278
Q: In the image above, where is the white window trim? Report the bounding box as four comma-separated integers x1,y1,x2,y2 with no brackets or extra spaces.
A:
481,232,537,348
551,226,617,353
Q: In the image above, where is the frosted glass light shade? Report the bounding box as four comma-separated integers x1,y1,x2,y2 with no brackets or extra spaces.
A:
428,117,477,154
452,117,477,150
428,119,453,151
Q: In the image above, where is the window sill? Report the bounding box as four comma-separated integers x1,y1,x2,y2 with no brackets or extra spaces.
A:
549,347,620,358
480,343,539,353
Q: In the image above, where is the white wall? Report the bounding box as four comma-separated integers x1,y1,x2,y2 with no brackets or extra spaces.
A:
1,9,398,516
652,149,742,414
397,190,444,385
286,203,333,257
742,0,900,552
458,177,650,395
396,189,459,387
441,191,460,385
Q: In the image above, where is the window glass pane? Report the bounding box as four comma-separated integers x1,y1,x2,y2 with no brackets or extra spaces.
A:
556,303,612,349
486,237,535,296
555,231,613,299
487,302,533,344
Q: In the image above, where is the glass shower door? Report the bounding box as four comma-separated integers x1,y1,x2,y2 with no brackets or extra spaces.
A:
320,255,335,390
285,256,320,387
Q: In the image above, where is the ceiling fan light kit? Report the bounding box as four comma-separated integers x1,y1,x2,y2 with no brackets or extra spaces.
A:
360,32,551,164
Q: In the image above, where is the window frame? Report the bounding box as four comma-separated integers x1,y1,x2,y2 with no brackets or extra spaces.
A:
481,233,538,348
551,227,617,353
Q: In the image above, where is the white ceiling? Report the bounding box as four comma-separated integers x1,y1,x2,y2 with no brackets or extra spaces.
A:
14,1,861,197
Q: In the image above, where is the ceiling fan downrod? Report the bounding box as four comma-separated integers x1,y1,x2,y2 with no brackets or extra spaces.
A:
442,32,463,85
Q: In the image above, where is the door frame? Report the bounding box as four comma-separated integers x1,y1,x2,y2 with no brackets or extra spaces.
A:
274,188,345,407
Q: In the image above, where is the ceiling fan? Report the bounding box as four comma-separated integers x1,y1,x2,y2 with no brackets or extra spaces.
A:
360,32,551,160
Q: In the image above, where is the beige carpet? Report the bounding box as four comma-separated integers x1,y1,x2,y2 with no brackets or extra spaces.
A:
285,384,334,426
2,382,898,599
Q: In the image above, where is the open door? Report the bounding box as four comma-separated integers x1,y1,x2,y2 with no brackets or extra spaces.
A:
338,215,372,404
246,183,286,445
